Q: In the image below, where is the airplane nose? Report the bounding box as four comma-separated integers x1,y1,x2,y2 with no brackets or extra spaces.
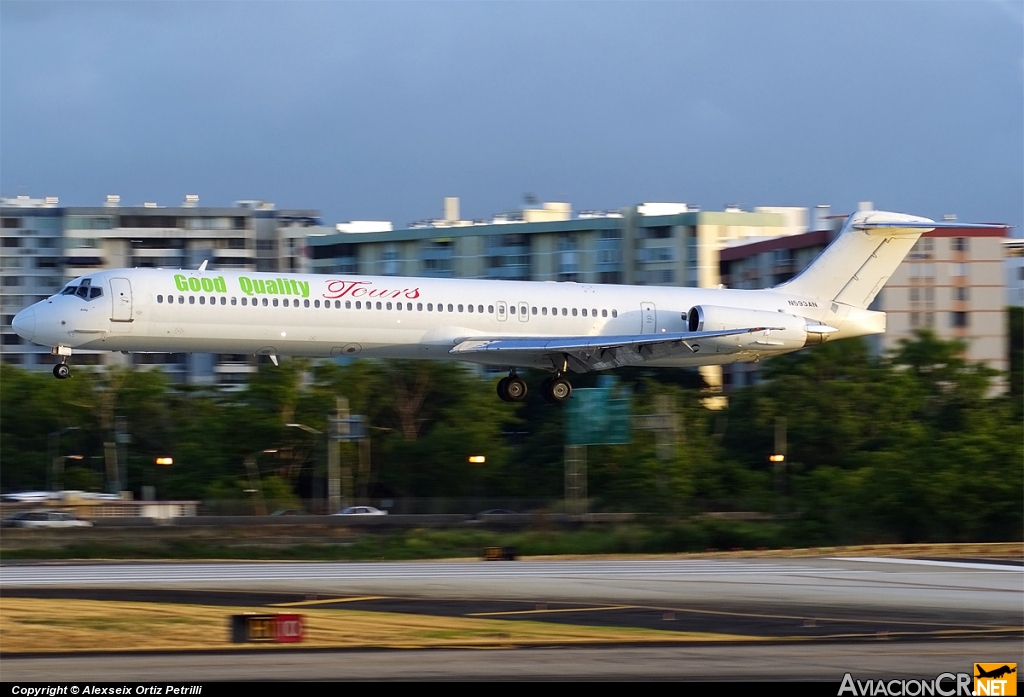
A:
11,308,35,341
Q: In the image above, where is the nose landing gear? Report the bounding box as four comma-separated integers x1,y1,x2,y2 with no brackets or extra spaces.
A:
50,346,73,379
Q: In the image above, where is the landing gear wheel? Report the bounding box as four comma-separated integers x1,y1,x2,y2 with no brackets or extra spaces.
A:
504,376,528,402
497,377,510,402
542,377,572,403
53,363,71,380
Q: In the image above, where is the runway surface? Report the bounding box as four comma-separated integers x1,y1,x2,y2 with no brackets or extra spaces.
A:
2,557,1018,612
2,556,1020,680
3,641,1022,681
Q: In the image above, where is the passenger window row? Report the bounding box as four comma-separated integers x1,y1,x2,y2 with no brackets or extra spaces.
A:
155,295,618,318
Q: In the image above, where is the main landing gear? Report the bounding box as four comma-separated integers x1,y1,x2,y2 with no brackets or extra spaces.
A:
496,370,573,404
496,371,528,403
541,375,572,404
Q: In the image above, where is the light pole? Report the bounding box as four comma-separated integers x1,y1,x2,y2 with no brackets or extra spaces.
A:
242,449,277,516
52,455,83,492
286,423,321,437
48,426,80,492
286,423,323,512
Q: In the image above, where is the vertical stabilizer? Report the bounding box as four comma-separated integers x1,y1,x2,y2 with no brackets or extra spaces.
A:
775,210,935,309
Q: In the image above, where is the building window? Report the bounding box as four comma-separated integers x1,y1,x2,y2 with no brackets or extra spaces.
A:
955,287,968,302
952,237,968,253
951,311,968,328
66,216,113,230
908,238,934,260
382,248,400,276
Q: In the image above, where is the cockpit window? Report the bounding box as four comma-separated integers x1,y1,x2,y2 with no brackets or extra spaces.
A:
62,283,104,301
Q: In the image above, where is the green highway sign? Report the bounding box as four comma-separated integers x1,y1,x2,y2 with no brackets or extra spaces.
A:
566,387,631,445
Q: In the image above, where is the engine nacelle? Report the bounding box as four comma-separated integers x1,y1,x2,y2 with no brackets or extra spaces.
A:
685,305,815,352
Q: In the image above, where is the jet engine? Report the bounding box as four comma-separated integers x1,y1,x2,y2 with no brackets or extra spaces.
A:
685,305,832,351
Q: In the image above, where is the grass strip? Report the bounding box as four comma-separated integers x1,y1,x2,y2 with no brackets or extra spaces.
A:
0,597,754,653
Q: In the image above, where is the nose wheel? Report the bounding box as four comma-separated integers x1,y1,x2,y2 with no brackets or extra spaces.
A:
53,362,71,380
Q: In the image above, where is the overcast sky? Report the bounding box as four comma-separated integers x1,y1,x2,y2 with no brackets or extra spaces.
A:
2,1,1021,231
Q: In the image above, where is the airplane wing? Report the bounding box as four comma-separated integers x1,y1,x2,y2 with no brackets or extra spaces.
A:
450,326,775,372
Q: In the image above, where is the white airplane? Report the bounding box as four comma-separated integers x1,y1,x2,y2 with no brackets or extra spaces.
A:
10,210,997,403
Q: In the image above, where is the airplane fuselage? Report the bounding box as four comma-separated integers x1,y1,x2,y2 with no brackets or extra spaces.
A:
13,267,883,371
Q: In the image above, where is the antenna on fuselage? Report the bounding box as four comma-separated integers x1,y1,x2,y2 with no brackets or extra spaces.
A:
197,260,208,272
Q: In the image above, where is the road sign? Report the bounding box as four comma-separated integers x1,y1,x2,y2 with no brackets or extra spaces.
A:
565,387,631,445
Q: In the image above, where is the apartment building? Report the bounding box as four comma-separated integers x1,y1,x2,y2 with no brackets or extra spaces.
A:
720,207,1012,389
309,198,810,391
0,195,327,385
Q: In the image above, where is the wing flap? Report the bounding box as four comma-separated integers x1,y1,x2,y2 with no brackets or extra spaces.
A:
450,327,776,372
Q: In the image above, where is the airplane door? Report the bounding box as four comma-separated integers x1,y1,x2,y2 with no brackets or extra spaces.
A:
110,278,134,323
518,302,529,322
497,301,507,322
641,302,656,334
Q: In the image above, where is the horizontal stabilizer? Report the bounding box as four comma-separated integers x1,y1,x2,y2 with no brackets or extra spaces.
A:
776,211,1006,309
854,221,1006,234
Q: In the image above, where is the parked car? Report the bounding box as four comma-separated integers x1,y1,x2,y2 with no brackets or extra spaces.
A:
0,491,52,503
1,510,93,528
469,509,522,523
332,506,387,516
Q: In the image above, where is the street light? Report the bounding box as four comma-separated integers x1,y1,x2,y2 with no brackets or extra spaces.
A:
242,449,277,516
52,455,83,492
48,426,80,492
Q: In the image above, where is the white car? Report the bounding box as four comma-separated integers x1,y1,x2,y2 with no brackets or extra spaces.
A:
1,510,93,528
0,491,54,503
332,506,387,516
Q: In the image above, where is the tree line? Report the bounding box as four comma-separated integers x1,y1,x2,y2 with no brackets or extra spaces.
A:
1,322,1020,544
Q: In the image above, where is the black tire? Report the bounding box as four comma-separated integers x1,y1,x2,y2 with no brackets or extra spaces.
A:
543,377,572,403
496,377,510,402
504,377,528,402
548,377,571,403
541,378,556,403
53,364,70,380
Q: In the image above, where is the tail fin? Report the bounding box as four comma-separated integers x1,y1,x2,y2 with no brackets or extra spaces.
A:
776,210,999,309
